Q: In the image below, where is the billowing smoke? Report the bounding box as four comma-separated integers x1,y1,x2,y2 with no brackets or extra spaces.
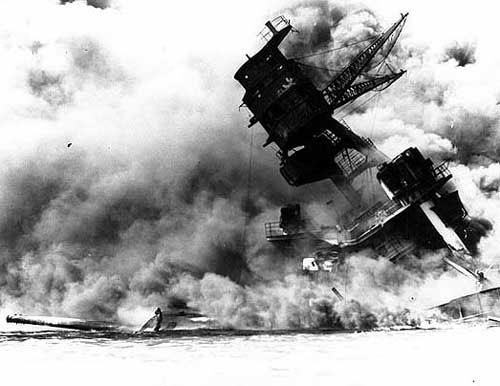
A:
0,0,499,331
443,41,476,67
280,1,382,87
280,1,500,323
60,0,111,9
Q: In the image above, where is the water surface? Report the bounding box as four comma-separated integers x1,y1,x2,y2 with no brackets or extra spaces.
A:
0,326,497,386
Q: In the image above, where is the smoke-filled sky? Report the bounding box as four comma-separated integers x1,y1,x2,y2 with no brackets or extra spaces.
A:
0,0,499,330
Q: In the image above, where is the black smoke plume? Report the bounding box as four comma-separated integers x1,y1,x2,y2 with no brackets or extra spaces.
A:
60,0,111,9
443,41,476,67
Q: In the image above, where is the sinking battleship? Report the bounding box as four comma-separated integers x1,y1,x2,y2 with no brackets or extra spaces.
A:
234,14,500,321
6,13,499,333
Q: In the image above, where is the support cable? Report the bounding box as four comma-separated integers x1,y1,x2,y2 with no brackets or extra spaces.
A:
291,36,378,60
242,126,255,253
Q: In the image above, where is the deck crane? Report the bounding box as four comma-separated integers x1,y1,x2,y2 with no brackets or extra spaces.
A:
321,13,408,110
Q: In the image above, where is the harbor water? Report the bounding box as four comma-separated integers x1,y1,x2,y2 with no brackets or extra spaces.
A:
0,325,497,386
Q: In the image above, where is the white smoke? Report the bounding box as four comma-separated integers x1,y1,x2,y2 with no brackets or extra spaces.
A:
0,0,499,331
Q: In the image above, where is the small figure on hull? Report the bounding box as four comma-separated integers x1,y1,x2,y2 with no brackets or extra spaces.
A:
153,307,162,332
138,307,168,333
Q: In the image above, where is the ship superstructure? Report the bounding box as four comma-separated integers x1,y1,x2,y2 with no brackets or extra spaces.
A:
234,16,405,203
235,14,496,311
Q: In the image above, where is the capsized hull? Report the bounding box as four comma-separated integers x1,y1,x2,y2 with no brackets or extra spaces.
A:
6,314,120,331
433,286,500,320
6,311,212,332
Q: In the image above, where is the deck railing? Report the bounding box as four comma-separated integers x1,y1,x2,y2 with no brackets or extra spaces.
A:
265,222,285,238
347,200,403,239
258,16,291,42
432,162,451,181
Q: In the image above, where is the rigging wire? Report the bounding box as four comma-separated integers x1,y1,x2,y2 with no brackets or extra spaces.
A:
242,125,255,252
297,61,376,90
368,93,381,205
297,61,375,78
369,92,381,138
295,61,343,73
291,36,377,60
337,91,380,120
344,257,349,304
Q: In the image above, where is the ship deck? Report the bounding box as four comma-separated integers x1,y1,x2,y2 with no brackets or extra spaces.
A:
265,199,410,247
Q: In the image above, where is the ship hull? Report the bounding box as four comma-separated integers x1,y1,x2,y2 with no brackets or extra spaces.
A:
433,287,500,320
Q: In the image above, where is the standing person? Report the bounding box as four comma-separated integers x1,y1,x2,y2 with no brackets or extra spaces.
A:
153,307,163,332
137,307,163,333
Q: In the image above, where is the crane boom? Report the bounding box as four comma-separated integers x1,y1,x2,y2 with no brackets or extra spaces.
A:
321,13,408,104
326,70,406,109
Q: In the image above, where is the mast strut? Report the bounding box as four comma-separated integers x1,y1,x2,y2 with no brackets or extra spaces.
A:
326,70,406,109
321,13,408,109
